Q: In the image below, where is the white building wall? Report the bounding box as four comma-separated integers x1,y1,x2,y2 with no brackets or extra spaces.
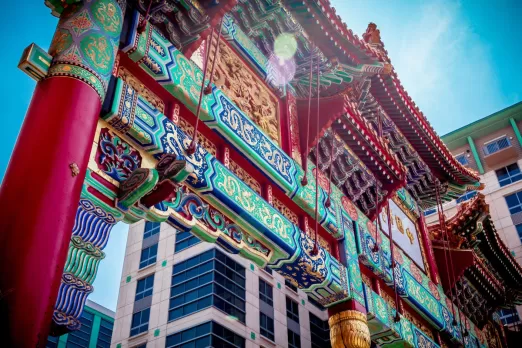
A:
112,221,329,348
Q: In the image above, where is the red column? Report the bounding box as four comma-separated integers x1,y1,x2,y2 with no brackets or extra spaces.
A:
0,1,124,345
0,78,101,346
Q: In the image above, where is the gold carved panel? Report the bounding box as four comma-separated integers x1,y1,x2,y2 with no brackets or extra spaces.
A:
117,66,165,112
273,197,299,226
229,160,262,195
178,119,217,157
209,39,280,145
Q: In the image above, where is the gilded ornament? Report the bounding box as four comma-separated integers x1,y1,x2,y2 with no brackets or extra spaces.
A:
208,40,280,144
329,310,371,348
49,29,73,56
229,160,262,195
70,163,80,177
93,0,122,34
117,66,164,112
82,35,113,73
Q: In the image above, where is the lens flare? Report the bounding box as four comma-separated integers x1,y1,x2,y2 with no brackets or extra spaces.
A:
274,33,298,60
268,55,296,86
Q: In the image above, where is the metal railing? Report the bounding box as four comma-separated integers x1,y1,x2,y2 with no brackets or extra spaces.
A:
483,137,511,155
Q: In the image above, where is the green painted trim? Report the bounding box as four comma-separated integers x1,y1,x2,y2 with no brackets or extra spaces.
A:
510,118,522,147
84,304,114,323
57,334,68,348
467,136,484,174
442,101,522,148
89,315,102,348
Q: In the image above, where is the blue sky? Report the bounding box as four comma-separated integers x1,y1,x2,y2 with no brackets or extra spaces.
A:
1,0,521,311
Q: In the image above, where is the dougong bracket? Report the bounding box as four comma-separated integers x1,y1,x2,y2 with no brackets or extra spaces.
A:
117,154,194,210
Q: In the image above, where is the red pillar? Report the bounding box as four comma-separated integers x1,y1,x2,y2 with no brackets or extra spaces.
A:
0,1,124,345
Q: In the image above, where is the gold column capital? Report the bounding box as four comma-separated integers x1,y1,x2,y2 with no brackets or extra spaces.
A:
329,310,371,348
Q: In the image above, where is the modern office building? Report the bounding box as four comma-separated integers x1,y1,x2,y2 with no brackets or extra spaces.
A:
111,221,331,347
47,300,115,348
426,101,522,327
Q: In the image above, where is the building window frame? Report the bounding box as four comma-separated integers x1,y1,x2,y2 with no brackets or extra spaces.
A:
286,297,300,323
135,274,155,301
174,230,200,253
96,318,114,348
456,190,477,204
288,329,301,348
483,135,511,155
66,310,94,346
496,163,522,187
165,321,245,348
259,279,273,306
505,191,522,215
455,152,469,165
130,308,150,337
260,312,275,341
139,244,158,269
143,221,161,240
168,249,246,323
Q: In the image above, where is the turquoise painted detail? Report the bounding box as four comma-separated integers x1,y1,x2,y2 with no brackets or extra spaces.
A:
120,13,346,240
510,117,522,147
467,136,484,174
221,14,268,78
89,315,101,348
363,283,439,348
101,78,346,306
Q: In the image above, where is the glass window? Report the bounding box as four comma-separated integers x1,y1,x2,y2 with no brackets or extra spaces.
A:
46,335,59,348
67,310,93,347
516,224,522,242
288,329,301,348
285,279,298,292
456,190,477,204
286,297,299,323
307,296,326,311
139,244,158,269
499,308,520,325
175,230,200,253
505,191,522,214
130,308,150,337
169,249,246,323
455,154,469,165
96,319,113,348
483,136,511,155
144,221,161,239
165,321,244,348
259,279,273,306
263,266,272,275
135,274,155,301
496,163,522,187
423,208,437,216
309,312,330,348
260,313,275,341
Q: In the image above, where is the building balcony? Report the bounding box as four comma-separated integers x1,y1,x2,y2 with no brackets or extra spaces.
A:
484,139,518,167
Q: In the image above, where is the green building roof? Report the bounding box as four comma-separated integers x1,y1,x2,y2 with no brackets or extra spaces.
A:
441,102,522,149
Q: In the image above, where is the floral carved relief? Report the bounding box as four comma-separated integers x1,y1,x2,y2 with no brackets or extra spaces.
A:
209,40,280,144
117,66,165,112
